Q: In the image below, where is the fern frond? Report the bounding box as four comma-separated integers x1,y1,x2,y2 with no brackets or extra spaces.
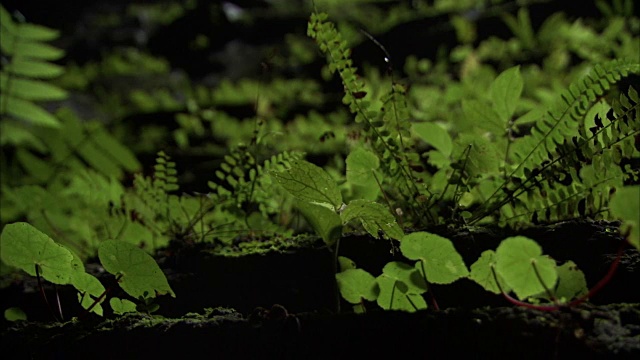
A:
0,5,67,130
477,83,639,225
308,11,431,222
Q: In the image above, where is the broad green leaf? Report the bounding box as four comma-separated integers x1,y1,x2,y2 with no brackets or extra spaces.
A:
490,65,523,123
346,147,379,186
4,307,27,322
553,261,588,302
341,199,404,240
335,268,378,304
0,222,74,284
3,57,64,78
376,262,427,312
495,236,557,300
271,159,342,210
401,232,469,284
461,99,503,135
412,122,452,156
110,297,137,315
0,74,68,101
1,95,61,127
469,250,511,294
454,134,502,175
609,186,639,250
296,201,342,247
346,147,380,199
98,240,175,299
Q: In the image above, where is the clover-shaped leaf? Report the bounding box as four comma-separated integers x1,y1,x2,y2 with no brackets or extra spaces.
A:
98,240,175,299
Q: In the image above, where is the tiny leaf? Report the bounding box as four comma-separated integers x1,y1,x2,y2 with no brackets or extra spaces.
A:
110,298,138,315
4,307,27,322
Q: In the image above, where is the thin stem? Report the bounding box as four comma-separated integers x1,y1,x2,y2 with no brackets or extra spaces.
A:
35,264,61,322
531,260,558,304
419,260,439,311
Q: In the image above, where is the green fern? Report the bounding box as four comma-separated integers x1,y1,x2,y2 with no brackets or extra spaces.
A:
308,12,430,222
471,61,640,225
0,5,66,133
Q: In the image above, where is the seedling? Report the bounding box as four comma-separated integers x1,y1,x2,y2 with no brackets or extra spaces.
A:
0,223,175,321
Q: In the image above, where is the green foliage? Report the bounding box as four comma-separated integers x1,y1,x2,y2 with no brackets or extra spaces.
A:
0,222,174,319
0,5,66,130
98,240,175,299
609,185,640,249
4,307,27,322
469,236,588,303
2,1,638,318
272,158,403,246
376,261,427,312
401,232,469,284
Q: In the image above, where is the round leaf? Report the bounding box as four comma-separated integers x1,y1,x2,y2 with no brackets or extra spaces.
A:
469,250,511,294
335,268,378,304
495,236,557,300
0,222,74,284
376,262,427,312
400,232,469,284
98,240,175,299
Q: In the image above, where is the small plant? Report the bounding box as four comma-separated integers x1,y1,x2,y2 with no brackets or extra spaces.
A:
1,1,638,324
304,8,639,312
0,222,174,321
